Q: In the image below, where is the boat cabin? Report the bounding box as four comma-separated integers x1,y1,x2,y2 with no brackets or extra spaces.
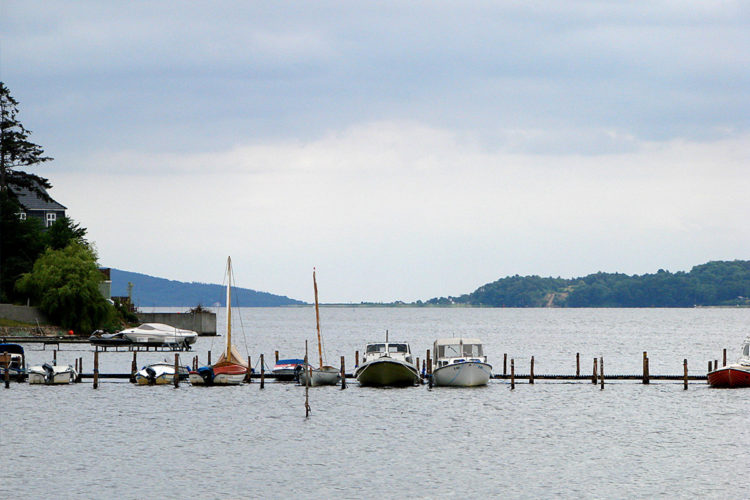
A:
433,338,487,368
363,342,414,364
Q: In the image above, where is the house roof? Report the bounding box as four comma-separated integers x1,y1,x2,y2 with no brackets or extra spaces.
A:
13,185,67,212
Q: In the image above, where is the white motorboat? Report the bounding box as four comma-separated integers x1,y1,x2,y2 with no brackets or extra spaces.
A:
120,323,198,347
432,338,492,387
28,363,77,385
354,334,420,387
134,362,190,385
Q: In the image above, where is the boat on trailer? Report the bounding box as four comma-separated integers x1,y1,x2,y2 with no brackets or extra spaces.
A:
431,337,492,387
354,333,420,387
28,363,77,385
708,336,750,388
120,323,198,348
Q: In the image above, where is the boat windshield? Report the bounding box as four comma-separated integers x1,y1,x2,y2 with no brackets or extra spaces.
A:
438,343,483,358
367,344,386,353
743,343,750,357
388,344,408,353
463,344,483,357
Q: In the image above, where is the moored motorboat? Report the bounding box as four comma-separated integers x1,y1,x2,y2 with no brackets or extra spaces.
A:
431,337,492,387
189,257,249,386
28,363,77,384
121,323,198,348
273,358,304,381
0,343,27,381
708,336,750,388
354,334,420,387
134,362,190,385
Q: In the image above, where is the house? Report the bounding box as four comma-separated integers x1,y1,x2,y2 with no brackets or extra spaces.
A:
12,185,66,228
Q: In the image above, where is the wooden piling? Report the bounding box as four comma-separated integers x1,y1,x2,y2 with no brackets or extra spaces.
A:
246,356,252,383
510,358,515,390
503,353,507,377
340,356,346,390
642,352,649,384
426,349,432,388
599,357,604,390
130,351,137,383
260,353,265,389
208,350,211,366
3,351,9,388
529,356,535,384
683,359,688,390
592,358,597,384
708,360,712,373
723,349,727,367
174,354,179,388
355,350,359,367
576,353,580,377
53,349,57,364
77,357,82,382
93,349,99,389
714,359,718,372
275,350,279,363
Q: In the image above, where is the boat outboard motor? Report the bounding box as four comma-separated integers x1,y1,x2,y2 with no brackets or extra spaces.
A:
145,366,157,385
42,363,54,384
197,366,214,385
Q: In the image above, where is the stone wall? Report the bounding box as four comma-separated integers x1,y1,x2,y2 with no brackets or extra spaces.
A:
0,304,49,324
136,310,217,335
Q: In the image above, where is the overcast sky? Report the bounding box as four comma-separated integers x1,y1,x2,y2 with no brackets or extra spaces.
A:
2,1,749,303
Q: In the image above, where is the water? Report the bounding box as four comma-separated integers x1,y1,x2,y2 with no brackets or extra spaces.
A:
2,308,749,498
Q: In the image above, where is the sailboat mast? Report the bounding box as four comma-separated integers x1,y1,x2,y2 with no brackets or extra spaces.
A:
226,256,232,360
313,268,323,368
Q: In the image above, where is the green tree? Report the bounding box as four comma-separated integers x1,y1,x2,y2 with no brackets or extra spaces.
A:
43,216,88,250
0,193,45,301
15,241,115,334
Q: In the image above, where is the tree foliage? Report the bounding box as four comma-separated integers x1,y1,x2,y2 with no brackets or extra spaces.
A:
15,241,115,334
0,82,52,198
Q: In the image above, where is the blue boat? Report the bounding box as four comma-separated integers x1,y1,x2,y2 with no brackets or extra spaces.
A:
272,358,305,381
0,343,27,381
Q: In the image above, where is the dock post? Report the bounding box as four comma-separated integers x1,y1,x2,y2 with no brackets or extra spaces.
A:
503,353,507,377
592,358,597,384
246,356,252,383
708,360,712,373
510,359,515,390
723,349,727,367
714,359,718,372
683,359,688,390
53,349,57,364
3,352,9,388
355,350,359,367
341,356,346,390
642,352,649,384
260,354,265,389
416,357,420,379
576,353,580,377
207,350,211,366
93,349,99,389
426,349,432,388
275,350,279,363
599,357,604,390
77,357,82,383
529,356,534,384
174,353,179,388
130,352,137,383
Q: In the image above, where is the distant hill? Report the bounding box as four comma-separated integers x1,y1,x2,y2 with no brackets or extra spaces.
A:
110,269,305,307
420,260,750,308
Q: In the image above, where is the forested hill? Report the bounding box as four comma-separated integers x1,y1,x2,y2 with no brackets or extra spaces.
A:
110,269,305,307
422,260,750,307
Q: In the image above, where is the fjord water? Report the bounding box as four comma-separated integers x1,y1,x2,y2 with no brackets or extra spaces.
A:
2,308,749,498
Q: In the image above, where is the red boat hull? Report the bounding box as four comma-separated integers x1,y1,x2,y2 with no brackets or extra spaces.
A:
708,366,750,388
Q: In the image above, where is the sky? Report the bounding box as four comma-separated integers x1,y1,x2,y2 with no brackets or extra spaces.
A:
1,1,749,303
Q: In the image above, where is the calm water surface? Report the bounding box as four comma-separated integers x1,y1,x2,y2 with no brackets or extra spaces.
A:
2,308,748,498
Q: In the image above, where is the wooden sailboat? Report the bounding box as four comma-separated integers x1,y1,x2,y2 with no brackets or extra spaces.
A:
298,268,340,386
189,257,249,386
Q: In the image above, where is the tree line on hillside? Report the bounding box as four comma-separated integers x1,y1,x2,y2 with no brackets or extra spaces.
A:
421,260,750,307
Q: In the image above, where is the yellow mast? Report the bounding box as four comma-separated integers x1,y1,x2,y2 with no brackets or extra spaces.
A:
225,256,232,360
313,268,323,368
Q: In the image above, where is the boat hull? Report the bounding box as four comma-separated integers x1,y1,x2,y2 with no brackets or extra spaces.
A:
355,358,420,387
433,362,492,387
298,366,340,386
28,366,76,385
190,364,247,385
708,365,750,388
